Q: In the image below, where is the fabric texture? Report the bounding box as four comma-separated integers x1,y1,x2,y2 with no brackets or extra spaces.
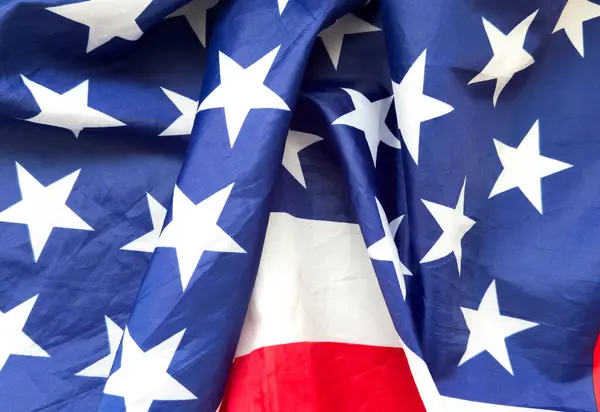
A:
0,0,597,411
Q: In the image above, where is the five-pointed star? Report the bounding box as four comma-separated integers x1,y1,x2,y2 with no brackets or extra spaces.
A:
421,178,476,275
469,10,538,106
332,88,400,166
103,329,196,412
197,46,290,146
282,130,322,188
76,316,123,378
368,198,413,299
121,193,167,253
459,280,538,375
0,163,93,263
159,88,199,137
47,0,152,52
318,14,380,69
554,0,600,57
20,75,125,138
278,0,289,14
392,49,454,165
167,0,219,47
0,295,49,372
157,184,246,290
489,120,572,214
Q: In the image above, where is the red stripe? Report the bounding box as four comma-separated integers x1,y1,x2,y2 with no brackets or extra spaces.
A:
221,342,426,412
594,333,600,410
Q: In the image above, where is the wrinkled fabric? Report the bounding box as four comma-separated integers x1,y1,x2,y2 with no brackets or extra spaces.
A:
0,0,598,411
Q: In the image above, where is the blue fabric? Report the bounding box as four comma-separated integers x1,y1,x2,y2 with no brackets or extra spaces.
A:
0,0,597,411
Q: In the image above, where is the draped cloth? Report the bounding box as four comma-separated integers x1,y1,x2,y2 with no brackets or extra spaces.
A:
0,0,597,411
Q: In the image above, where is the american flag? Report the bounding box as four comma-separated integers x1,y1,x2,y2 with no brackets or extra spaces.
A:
0,0,597,410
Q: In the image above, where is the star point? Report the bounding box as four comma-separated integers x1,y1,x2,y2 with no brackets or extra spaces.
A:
103,328,196,412
392,49,454,165
277,0,289,14
47,0,152,52
121,193,167,253
197,46,290,146
368,198,412,299
76,316,123,378
489,120,572,214
0,294,49,372
459,280,538,375
553,0,600,57
420,178,475,275
20,75,125,137
0,163,93,262
159,88,199,137
282,130,322,188
157,184,246,290
469,10,538,106
318,14,380,69
332,88,399,166
167,0,219,47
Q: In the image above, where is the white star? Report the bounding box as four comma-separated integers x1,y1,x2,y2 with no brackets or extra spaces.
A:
368,198,412,299
421,178,476,275
159,88,199,137
104,329,196,412
318,14,380,69
469,10,538,106
157,184,246,290
20,75,125,138
282,131,322,188
197,46,290,146
460,280,538,375
121,193,167,253
167,0,219,47
278,0,288,14
332,88,400,166
554,0,600,57
0,295,49,372
0,163,93,262
490,120,572,214
47,0,152,53
392,49,454,165
76,316,123,378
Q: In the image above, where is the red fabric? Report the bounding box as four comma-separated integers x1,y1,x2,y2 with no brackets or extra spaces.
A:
221,341,426,412
594,333,600,410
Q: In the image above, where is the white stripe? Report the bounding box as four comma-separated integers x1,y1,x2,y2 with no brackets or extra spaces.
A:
403,344,558,411
403,346,447,412
235,213,402,357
